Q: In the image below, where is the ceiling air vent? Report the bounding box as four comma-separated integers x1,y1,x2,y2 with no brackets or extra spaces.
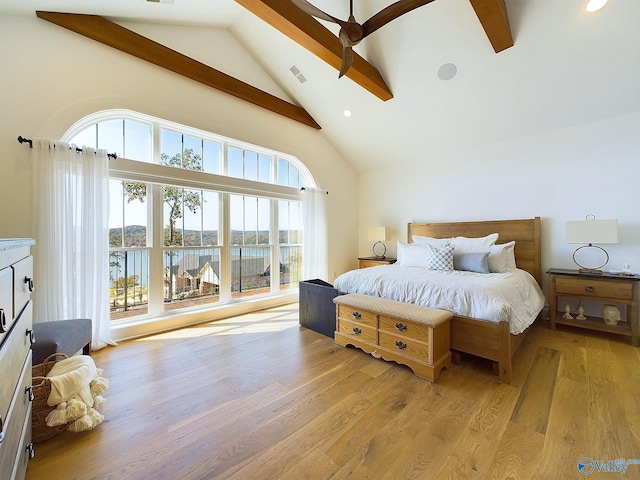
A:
289,65,307,84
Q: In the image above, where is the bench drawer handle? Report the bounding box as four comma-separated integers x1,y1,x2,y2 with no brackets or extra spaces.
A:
585,285,595,293
352,327,362,335
352,311,362,319
0,309,6,333
25,276,34,292
26,443,35,459
395,322,407,332
25,386,35,402
26,328,35,345
395,340,407,350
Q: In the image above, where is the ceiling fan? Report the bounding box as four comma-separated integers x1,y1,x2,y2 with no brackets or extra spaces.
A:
291,0,436,78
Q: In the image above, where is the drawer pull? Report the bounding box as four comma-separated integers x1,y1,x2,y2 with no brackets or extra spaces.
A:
395,340,407,350
352,311,362,319
26,442,35,459
0,308,6,333
352,327,362,335
25,385,35,402
27,328,35,345
25,276,34,292
395,322,407,332
585,285,595,293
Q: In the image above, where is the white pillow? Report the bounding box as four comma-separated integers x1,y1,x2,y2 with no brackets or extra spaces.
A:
487,241,516,273
412,235,452,247
425,244,454,271
397,242,431,267
451,233,498,249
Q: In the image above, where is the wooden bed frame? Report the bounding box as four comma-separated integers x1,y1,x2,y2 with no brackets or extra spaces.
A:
407,217,542,384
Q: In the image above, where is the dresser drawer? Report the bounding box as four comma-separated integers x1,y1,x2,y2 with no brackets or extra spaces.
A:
336,304,378,328
0,355,32,477
12,256,33,318
378,315,430,343
337,318,377,344
555,276,633,301
379,331,431,362
0,302,33,422
0,266,14,344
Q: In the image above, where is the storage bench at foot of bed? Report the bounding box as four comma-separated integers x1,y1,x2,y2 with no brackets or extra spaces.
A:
333,294,452,382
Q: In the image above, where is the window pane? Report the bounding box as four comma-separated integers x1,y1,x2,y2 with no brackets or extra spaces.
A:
123,181,148,247
72,125,97,148
124,120,152,162
258,154,271,183
258,198,270,245
277,159,289,186
290,167,300,188
278,200,289,244
244,151,257,181
202,191,220,246
280,245,302,290
229,194,244,245
244,197,258,245
183,189,203,246
161,129,181,165
183,135,203,171
164,186,184,246
228,146,243,179
230,246,271,298
110,249,149,319
164,248,220,309
109,179,124,248
204,140,221,174
98,120,124,157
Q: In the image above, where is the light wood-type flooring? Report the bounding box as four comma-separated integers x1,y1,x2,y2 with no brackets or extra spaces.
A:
26,304,640,479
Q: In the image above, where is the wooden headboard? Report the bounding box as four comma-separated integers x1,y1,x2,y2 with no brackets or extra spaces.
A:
407,217,542,287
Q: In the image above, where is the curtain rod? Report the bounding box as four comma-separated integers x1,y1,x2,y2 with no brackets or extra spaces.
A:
300,187,329,195
17,136,118,160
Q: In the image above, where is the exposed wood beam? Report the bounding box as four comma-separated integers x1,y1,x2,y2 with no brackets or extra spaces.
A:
235,0,393,102
36,11,321,129
468,0,514,53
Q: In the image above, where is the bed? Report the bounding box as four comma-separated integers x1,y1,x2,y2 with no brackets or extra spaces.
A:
334,217,544,384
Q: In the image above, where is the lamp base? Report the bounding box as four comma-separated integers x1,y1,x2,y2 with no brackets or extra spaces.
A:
573,244,609,273
372,241,387,259
578,268,603,275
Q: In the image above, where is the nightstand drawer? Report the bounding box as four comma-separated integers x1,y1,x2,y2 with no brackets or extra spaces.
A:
555,277,633,301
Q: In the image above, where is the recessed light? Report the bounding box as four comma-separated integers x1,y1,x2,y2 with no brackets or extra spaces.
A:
343,109,352,118
437,63,457,81
585,0,608,12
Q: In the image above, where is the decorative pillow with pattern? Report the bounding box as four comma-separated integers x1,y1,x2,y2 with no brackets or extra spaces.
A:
425,244,454,271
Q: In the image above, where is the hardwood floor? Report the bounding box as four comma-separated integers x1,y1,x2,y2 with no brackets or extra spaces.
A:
26,305,640,479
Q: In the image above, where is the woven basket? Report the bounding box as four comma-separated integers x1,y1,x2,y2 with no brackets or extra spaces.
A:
32,353,69,443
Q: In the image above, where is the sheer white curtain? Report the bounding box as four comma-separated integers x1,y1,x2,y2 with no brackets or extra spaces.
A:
301,187,328,281
31,140,115,350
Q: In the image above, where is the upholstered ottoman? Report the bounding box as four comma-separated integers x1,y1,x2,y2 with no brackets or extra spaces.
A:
31,319,92,365
334,294,452,382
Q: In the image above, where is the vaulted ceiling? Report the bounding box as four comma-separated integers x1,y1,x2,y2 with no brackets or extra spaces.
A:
2,0,639,172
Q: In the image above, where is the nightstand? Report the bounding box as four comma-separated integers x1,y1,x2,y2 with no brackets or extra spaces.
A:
547,268,640,346
357,257,396,269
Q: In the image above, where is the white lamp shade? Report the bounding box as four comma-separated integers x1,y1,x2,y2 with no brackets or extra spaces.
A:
368,227,389,242
566,219,618,244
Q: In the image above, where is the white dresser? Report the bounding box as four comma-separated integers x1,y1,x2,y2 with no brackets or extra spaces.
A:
0,239,35,480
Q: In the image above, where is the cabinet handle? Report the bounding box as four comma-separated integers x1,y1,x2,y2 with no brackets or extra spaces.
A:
25,385,35,402
352,327,362,335
0,309,6,333
584,285,595,293
25,276,34,292
395,322,407,332
395,340,407,350
26,328,35,345
26,442,35,459
0,416,4,444
352,311,362,319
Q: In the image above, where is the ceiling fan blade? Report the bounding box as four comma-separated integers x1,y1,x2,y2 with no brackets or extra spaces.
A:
362,0,436,38
338,46,354,78
290,0,347,27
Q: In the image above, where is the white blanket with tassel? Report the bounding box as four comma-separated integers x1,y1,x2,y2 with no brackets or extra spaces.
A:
45,355,109,433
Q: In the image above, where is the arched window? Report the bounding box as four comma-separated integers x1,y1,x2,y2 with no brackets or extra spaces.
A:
64,109,315,323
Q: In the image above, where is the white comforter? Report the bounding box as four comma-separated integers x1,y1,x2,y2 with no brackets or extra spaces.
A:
333,265,545,334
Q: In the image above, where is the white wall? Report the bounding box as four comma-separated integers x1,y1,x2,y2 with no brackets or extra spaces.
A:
358,110,640,292
0,15,359,291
